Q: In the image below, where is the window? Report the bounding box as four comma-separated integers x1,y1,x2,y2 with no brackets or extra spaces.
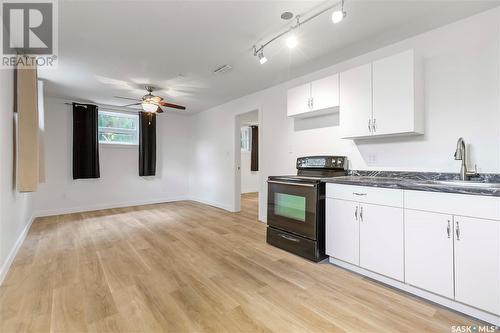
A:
98,111,139,145
240,126,251,151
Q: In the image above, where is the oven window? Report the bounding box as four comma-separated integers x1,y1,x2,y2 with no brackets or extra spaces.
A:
274,193,306,222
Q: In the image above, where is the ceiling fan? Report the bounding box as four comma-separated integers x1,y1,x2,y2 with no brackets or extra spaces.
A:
115,85,186,113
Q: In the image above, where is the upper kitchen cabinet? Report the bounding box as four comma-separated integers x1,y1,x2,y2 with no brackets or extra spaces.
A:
339,63,373,138
286,74,339,118
340,49,424,139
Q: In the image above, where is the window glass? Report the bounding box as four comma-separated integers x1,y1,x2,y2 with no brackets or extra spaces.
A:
98,111,139,145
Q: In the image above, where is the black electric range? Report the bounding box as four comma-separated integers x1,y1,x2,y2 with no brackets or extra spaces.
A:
267,156,347,261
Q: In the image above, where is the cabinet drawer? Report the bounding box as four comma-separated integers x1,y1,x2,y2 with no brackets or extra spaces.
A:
404,190,500,220
326,183,403,207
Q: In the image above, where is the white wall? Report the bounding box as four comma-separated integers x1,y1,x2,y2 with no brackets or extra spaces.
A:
189,8,500,222
34,97,192,216
0,69,35,282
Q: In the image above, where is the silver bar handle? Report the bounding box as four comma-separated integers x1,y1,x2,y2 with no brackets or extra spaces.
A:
359,206,363,222
368,119,372,132
267,180,316,187
447,220,451,238
372,118,377,132
353,192,367,196
280,234,299,242
355,206,358,221
455,221,460,240
310,97,314,109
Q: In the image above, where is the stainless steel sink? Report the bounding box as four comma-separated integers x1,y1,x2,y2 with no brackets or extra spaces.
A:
415,180,500,189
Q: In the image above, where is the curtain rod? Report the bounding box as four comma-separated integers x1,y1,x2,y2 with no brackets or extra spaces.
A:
63,102,140,113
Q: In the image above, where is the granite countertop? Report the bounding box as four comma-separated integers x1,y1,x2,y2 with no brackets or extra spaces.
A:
323,171,500,197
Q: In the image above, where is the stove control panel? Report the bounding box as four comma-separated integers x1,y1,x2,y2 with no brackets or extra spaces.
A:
296,156,347,170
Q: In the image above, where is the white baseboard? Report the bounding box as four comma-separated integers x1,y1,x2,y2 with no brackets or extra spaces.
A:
34,196,190,218
329,257,500,326
0,214,36,286
187,196,236,212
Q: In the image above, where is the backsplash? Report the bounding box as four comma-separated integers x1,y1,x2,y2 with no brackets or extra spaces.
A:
347,170,500,183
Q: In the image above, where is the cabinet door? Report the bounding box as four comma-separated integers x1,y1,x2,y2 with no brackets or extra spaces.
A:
311,74,339,111
339,63,372,138
372,50,415,136
405,210,454,298
454,216,500,315
326,198,359,265
287,83,311,117
359,203,404,281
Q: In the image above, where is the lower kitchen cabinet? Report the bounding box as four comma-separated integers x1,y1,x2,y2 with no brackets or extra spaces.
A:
454,216,500,315
360,203,404,281
405,209,454,298
325,198,359,265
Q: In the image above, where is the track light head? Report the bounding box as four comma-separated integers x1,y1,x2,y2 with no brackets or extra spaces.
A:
332,0,346,24
258,50,267,64
331,9,346,23
286,34,298,49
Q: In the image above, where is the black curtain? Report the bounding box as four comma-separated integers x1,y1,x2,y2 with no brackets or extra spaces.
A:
73,103,100,179
139,112,156,176
250,125,259,171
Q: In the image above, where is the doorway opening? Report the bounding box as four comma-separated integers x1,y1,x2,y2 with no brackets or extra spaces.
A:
235,109,260,220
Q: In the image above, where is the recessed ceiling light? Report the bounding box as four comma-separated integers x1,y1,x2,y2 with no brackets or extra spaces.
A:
281,11,294,20
286,34,298,49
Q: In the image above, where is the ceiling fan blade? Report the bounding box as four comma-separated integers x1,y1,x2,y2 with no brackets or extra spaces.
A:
121,102,142,107
114,96,141,101
159,101,186,110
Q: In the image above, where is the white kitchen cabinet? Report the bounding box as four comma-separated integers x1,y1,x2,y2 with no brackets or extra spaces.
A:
325,198,359,265
286,74,339,118
359,203,404,281
339,49,423,139
454,216,500,315
286,83,310,117
310,74,339,112
372,50,423,136
339,63,372,138
405,210,454,298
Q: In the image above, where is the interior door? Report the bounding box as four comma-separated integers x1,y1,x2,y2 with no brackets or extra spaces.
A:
454,216,500,315
339,63,373,138
359,203,404,281
405,210,454,298
311,74,339,111
287,83,311,117
372,50,414,136
325,198,359,265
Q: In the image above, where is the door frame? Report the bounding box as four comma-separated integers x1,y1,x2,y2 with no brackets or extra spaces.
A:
233,108,263,221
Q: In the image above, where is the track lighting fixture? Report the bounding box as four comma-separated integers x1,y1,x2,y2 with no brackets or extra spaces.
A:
252,0,347,64
331,0,346,24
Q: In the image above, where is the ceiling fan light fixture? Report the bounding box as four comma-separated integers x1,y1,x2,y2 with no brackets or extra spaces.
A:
142,102,158,113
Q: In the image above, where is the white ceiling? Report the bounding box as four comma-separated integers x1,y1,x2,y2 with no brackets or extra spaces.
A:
39,0,500,114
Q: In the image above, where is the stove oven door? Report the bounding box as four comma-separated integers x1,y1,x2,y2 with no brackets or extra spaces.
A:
267,180,318,240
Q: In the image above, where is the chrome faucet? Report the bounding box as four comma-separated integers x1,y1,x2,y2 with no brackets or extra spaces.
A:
454,137,478,181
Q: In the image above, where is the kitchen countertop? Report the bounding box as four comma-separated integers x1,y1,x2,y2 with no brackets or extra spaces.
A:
323,173,500,197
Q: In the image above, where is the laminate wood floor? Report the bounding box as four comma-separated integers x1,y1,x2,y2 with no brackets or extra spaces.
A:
0,193,479,332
